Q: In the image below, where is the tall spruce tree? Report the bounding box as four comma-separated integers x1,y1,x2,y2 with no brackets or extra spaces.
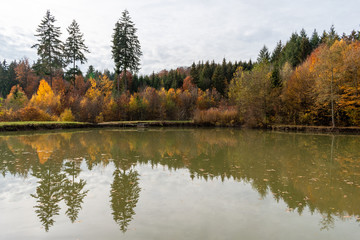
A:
64,20,90,83
282,32,301,67
0,60,18,97
327,25,340,46
112,10,142,92
257,45,270,64
298,28,312,63
199,61,212,90
212,65,226,95
271,41,283,64
190,62,199,86
32,10,63,86
86,65,95,80
310,29,321,50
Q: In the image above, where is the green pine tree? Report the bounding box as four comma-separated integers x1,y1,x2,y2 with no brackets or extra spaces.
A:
298,28,312,63
112,10,142,92
0,60,18,97
282,32,301,67
271,41,283,64
212,65,226,95
190,62,199,86
199,61,212,90
85,65,95,80
310,29,321,50
327,25,340,46
64,20,90,83
257,45,270,64
270,66,282,88
32,10,63,86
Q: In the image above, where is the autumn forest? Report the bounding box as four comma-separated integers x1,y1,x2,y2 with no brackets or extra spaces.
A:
1,10,360,127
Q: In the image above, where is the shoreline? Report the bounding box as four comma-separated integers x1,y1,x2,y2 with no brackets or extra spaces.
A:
1,121,360,134
269,125,360,134
0,121,197,132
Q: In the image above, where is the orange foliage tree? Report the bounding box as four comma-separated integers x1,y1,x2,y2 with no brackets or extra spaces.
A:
281,58,316,124
15,58,39,98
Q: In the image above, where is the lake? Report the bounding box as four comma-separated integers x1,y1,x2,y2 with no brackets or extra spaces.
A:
0,128,359,239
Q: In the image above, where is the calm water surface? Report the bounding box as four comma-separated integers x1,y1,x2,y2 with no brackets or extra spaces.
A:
0,128,360,239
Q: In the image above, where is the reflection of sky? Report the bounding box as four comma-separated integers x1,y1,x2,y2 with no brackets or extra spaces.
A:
0,0,359,74
0,175,39,239
0,175,37,202
1,162,360,240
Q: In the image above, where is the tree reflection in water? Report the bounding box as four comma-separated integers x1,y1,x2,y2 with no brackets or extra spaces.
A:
63,160,89,223
31,162,66,232
110,168,140,232
30,158,88,231
1,129,360,232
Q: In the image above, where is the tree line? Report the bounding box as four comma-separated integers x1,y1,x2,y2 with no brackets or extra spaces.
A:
1,9,360,126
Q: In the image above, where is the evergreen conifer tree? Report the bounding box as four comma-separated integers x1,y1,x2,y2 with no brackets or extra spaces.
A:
112,10,142,92
282,33,301,67
271,41,283,64
299,29,312,63
64,20,90,83
327,25,340,45
270,67,282,88
310,29,321,50
190,62,199,86
212,65,226,94
86,65,95,80
257,45,270,64
199,61,212,90
32,10,63,86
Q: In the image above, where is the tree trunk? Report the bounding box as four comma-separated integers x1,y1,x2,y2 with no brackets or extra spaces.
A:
124,68,128,92
73,55,76,85
49,44,52,87
331,68,335,128
355,69,358,97
50,67,52,87
117,74,120,93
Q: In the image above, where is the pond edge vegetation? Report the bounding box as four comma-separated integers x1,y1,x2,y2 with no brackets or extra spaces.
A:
2,121,360,134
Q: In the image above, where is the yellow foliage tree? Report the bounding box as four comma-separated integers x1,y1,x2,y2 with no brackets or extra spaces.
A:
30,79,60,115
80,75,114,122
314,40,347,127
59,108,75,122
338,41,360,125
228,65,272,126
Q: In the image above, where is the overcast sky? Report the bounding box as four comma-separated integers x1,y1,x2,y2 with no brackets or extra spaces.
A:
0,0,359,75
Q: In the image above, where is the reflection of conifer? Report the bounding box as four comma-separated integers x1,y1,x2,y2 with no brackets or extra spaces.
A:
63,160,81,177
110,168,140,232
63,161,89,223
320,213,335,231
31,164,66,232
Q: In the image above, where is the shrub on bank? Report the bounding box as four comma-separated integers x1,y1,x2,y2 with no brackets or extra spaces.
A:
16,106,53,121
194,106,239,126
59,108,75,122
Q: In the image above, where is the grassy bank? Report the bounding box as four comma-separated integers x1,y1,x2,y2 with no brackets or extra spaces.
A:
0,121,91,132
